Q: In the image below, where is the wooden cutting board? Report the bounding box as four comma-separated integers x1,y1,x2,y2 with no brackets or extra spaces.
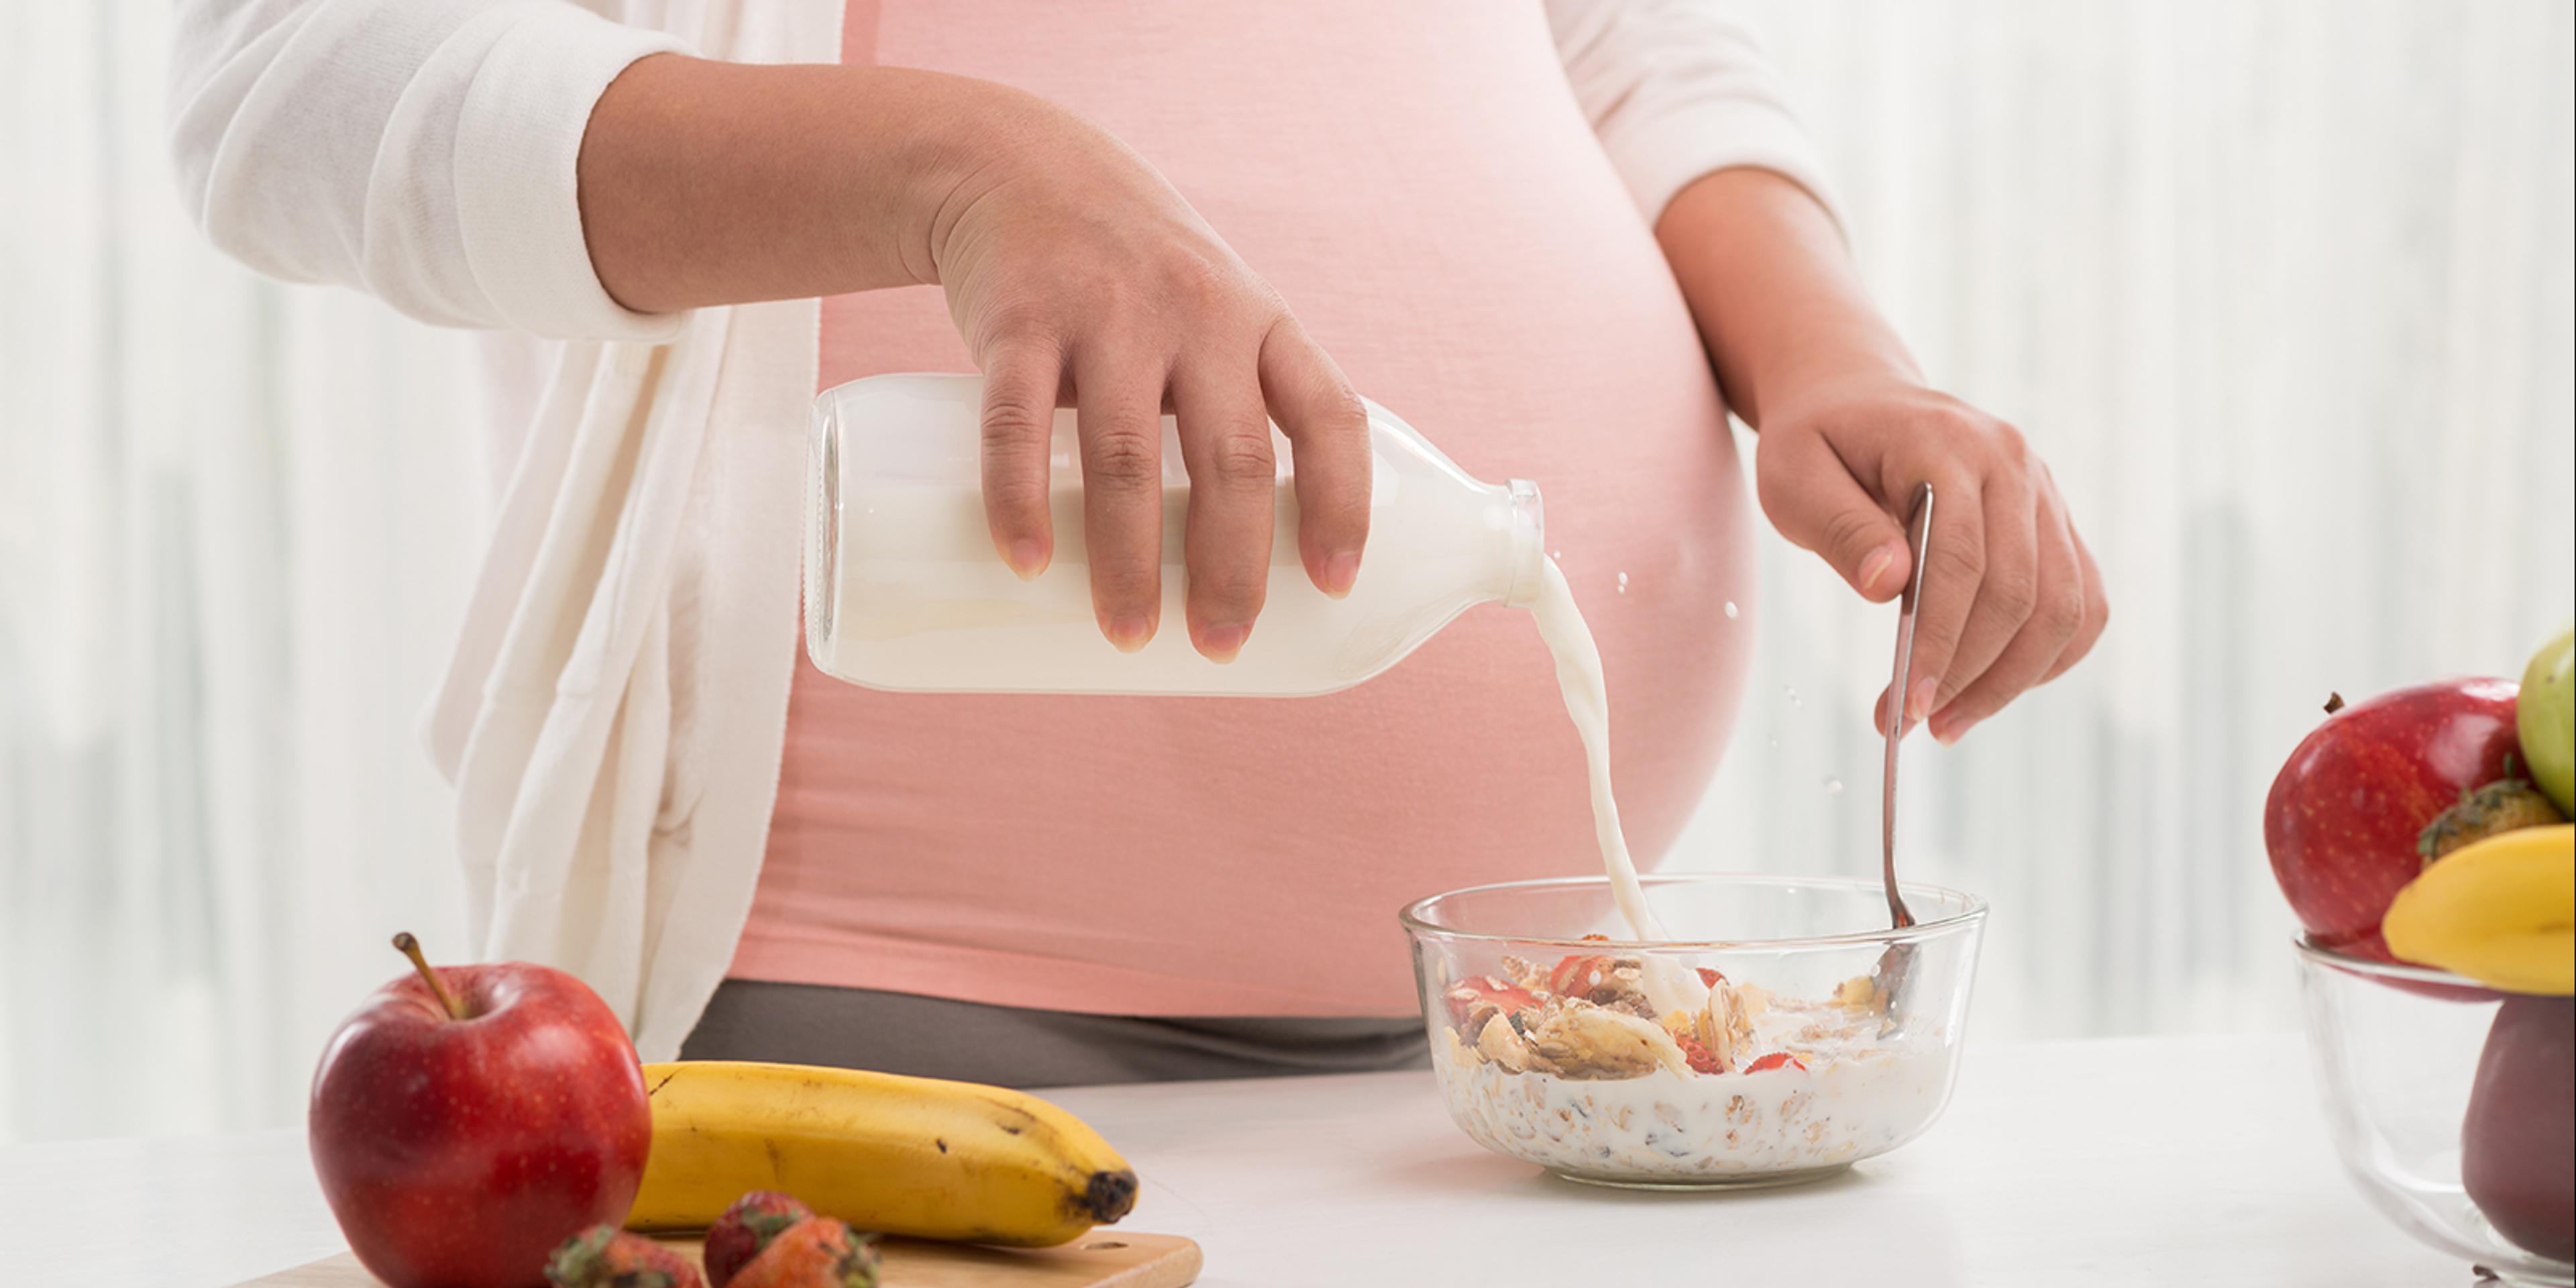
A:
238,1232,1200,1288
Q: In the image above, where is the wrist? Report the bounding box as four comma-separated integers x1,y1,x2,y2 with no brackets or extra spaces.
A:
833,69,1061,288
1737,349,1925,429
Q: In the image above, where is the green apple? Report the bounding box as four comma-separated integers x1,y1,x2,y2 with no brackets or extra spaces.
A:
2522,625,2575,815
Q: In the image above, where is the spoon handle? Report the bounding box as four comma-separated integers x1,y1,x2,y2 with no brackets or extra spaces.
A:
1881,481,1935,931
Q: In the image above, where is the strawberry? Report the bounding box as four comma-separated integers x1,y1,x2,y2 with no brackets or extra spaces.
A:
1444,975,1539,1025
1672,1031,1725,1075
545,1226,704,1288
705,1191,816,1288
1743,1052,1807,1074
729,1218,881,1288
1546,954,1619,998
1695,966,1727,989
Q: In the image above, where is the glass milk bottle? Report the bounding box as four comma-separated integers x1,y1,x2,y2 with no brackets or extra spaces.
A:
805,372,1544,696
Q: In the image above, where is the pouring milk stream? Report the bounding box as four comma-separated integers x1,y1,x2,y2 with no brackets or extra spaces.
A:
806,374,1704,1014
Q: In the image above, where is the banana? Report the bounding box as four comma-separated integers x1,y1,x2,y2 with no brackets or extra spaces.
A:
625,1061,1138,1247
2383,824,2575,995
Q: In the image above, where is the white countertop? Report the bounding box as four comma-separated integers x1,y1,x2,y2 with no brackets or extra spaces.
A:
1,1032,2471,1287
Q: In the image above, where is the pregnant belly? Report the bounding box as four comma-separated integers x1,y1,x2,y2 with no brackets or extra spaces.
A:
732,0,1756,1016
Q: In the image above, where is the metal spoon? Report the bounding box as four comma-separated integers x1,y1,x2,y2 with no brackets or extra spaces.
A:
1872,482,1935,1024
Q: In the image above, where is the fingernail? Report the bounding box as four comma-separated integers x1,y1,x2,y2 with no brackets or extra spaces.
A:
1108,615,1153,653
1008,539,1047,580
1324,550,1362,598
1905,677,1941,724
1932,713,1977,746
1858,541,1905,598
1199,623,1250,661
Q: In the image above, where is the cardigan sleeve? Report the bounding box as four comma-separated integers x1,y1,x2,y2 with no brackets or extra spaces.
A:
1545,0,1844,232
168,0,691,339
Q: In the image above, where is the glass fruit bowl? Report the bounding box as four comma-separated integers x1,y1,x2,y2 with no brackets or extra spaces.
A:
2295,938,2575,1285
1399,873,1986,1189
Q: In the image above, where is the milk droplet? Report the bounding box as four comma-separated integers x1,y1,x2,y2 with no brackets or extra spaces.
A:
1723,600,1739,619
1615,571,1630,594
1782,685,1801,708
1823,777,1844,795
1552,549,1564,560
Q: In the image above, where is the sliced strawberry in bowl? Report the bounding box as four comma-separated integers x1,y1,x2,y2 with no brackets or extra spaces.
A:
1547,954,1622,998
1672,1031,1726,1075
1742,1052,1807,1074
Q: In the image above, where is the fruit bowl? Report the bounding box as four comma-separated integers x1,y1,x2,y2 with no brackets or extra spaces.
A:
2295,938,2575,1285
1399,873,1985,1189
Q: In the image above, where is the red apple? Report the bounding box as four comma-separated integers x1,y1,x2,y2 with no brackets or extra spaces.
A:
2263,679,2520,961
311,934,651,1288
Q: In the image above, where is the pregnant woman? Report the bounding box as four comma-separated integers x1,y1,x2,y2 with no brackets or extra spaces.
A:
172,1,2104,1081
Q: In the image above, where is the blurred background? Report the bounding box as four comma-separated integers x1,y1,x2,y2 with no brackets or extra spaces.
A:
3,0,2569,1144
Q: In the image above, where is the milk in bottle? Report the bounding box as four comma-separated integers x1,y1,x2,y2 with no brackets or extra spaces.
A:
805,373,1545,696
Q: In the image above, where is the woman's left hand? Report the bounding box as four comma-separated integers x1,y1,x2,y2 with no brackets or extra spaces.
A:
1752,371,2108,744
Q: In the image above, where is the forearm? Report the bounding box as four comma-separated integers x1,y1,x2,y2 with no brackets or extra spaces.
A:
1654,168,1919,426
576,56,1032,313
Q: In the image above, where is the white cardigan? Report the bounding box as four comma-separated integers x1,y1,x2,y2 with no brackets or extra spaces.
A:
166,0,1835,1059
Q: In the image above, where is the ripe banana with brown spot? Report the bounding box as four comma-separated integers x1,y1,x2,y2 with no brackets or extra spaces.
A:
625,1061,1138,1246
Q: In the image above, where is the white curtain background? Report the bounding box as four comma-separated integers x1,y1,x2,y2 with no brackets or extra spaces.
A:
3,0,2569,1143
1666,0,2575,1045
3,0,484,1142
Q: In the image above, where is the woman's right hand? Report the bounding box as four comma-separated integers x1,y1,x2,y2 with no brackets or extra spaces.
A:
579,59,1370,661
926,95,1373,660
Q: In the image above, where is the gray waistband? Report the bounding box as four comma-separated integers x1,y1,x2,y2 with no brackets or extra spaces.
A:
680,979,1430,1087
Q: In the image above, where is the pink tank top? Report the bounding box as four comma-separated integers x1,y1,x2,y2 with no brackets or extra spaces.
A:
731,0,1755,1017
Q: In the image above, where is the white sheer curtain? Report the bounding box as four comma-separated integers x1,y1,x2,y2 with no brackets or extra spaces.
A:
2,0,2569,1142
2,1,484,1142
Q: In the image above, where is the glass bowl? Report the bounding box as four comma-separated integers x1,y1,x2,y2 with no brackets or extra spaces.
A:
1399,873,1986,1189
2295,938,2575,1285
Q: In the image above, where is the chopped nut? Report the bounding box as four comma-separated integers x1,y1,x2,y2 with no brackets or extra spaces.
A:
1456,998,1501,1038
1477,1013,1532,1072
